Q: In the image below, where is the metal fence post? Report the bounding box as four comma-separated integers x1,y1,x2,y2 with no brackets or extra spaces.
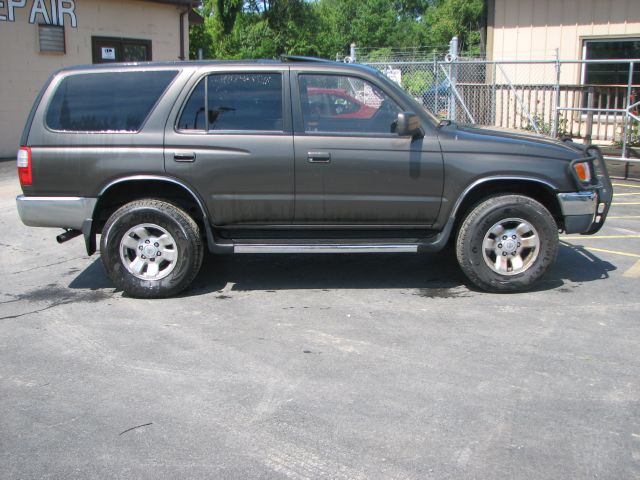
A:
624,61,634,179
551,49,561,138
448,36,458,122
491,62,497,125
434,60,440,116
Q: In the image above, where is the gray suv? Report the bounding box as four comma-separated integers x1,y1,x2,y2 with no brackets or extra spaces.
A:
16,57,612,298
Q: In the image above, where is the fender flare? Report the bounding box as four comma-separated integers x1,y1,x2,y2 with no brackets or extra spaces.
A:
86,175,228,255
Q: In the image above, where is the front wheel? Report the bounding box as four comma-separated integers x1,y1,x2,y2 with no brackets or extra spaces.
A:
100,199,204,298
455,194,558,293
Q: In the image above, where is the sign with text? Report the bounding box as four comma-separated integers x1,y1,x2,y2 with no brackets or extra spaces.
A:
0,0,77,28
101,47,116,60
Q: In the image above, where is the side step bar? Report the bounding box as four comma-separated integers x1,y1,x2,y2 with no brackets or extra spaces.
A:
209,218,456,255
234,243,420,254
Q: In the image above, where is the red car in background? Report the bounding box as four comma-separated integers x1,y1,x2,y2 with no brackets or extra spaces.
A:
307,87,377,119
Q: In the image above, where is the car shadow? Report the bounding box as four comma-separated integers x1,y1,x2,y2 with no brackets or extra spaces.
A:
531,241,617,292
68,242,617,298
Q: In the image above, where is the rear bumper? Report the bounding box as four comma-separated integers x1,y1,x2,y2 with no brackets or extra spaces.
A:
16,195,97,230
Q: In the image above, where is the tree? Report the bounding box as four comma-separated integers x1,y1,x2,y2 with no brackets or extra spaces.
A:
189,0,486,60
425,0,486,55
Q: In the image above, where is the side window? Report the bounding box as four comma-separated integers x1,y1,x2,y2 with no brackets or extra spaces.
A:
178,72,283,132
46,70,177,132
299,74,402,135
177,79,205,130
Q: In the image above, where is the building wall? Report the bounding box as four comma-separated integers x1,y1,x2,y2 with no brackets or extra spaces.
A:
490,0,640,61
488,0,640,84
0,0,189,157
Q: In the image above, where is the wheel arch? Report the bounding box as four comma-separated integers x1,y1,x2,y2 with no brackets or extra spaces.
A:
451,177,563,237
88,175,216,255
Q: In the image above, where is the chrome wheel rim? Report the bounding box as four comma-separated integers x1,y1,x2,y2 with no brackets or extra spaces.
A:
482,218,539,276
119,223,178,281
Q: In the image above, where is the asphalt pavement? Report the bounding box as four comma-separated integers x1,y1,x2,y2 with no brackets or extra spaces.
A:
1,159,639,479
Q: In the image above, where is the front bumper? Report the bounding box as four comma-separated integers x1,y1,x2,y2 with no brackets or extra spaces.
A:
16,195,97,230
557,190,598,234
557,144,613,234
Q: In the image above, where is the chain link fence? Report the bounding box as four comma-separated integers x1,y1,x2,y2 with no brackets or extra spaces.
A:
362,58,640,165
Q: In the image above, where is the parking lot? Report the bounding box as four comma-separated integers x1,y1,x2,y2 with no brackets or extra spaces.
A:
0,158,639,479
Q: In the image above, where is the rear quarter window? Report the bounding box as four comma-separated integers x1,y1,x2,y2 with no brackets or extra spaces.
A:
45,70,178,132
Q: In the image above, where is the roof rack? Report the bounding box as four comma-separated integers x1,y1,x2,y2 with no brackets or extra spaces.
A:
279,55,337,63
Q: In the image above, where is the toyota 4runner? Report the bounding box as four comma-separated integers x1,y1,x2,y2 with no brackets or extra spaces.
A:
16,57,612,298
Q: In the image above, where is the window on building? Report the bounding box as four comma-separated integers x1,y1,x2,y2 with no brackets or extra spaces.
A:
46,70,178,132
177,73,283,132
299,74,401,135
39,25,65,54
91,37,152,64
582,38,640,85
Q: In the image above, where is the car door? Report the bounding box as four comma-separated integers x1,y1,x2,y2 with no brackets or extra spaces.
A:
292,71,443,225
165,67,294,226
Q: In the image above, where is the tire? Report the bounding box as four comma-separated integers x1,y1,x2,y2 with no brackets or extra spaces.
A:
100,199,204,298
455,194,558,293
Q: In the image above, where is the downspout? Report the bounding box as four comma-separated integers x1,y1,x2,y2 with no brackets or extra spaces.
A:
179,7,188,60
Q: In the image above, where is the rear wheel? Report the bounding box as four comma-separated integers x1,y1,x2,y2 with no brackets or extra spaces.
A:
100,199,204,298
455,194,558,293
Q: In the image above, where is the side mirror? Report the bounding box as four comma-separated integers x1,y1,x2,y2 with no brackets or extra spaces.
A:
395,112,422,138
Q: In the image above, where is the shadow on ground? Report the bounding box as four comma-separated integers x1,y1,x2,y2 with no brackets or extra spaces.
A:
68,243,617,298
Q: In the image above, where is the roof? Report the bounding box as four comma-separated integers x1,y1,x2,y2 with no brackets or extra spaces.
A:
52,58,387,78
57,58,335,70
147,0,201,6
142,1,203,24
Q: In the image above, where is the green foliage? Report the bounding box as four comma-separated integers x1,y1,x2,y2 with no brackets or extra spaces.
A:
425,0,485,55
613,122,640,147
402,70,435,96
190,0,486,60
524,114,569,138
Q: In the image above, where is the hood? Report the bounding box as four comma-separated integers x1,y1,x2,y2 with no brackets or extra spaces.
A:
447,123,583,160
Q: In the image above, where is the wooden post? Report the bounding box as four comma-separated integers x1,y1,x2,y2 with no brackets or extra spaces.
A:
585,86,595,144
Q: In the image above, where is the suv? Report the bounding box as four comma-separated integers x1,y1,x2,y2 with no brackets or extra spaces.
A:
16,57,612,298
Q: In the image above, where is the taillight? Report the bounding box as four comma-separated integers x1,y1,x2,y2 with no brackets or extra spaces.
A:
17,147,32,186
573,161,592,184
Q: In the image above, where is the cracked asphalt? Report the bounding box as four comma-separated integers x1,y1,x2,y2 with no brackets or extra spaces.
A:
1,159,639,479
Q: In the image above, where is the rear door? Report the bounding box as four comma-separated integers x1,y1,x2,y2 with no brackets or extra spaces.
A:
291,71,443,225
165,66,294,226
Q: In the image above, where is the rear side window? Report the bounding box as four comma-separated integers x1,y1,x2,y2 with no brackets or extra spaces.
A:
177,73,283,132
46,70,178,132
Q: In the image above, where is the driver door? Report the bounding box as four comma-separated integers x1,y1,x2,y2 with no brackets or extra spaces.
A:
292,72,443,225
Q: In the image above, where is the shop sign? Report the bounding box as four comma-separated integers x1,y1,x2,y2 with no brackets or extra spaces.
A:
101,47,116,61
0,0,77,28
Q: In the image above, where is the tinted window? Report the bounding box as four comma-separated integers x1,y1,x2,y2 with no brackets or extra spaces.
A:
178,73,283,132
299,74,401,135
177,79,206,130
46,70,177,132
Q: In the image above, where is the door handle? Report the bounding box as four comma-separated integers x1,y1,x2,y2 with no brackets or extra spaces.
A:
308,152,331,163
173,152,196,162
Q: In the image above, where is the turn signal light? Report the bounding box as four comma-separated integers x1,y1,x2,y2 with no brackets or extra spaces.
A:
17,147,32,186
573,161,591,184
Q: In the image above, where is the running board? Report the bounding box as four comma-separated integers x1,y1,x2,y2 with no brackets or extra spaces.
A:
211,218,456,255
233,243,420,254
